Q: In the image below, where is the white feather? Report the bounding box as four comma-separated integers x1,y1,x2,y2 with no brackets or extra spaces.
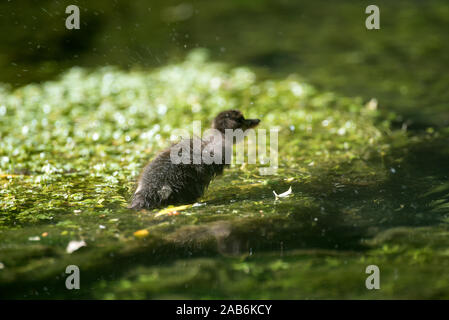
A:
273,186,293,199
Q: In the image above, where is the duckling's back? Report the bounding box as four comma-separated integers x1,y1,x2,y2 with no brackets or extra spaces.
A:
129,137,224,210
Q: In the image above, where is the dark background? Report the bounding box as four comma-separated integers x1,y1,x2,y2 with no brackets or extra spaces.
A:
1,0,448,126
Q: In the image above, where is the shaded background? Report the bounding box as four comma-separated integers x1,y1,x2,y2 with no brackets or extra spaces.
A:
1,0,449,299
1,0,448,127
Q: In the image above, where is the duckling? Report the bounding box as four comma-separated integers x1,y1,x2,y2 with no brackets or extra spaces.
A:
128,110,260,210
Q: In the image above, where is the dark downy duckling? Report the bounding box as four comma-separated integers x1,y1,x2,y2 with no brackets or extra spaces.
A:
129,110,260,210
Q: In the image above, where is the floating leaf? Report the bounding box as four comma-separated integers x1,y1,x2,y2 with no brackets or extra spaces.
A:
155,204,192,217
133,229,149,238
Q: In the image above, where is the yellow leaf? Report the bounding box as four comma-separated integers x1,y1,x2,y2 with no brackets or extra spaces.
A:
0,174,22,179
155,204,192,217
133,229,149,238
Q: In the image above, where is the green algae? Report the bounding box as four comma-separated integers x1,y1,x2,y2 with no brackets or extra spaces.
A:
1,50,449,299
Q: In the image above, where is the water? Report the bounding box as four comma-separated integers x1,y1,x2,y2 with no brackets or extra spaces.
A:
0,0,449,299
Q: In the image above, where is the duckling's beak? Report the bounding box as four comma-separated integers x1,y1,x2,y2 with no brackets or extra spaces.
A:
244,118,260,129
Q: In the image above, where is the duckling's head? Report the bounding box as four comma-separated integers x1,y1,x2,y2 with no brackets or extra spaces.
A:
212,110,260,133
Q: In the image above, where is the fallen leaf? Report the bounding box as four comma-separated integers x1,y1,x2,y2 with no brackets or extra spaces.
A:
134,229,149,238
155,204,192,217
0,174,22,178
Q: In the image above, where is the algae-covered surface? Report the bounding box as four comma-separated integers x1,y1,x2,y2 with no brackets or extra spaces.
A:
1,50,449,299
1,0,449,299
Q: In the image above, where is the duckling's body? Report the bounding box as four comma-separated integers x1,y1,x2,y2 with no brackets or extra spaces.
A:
129,110,260,210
